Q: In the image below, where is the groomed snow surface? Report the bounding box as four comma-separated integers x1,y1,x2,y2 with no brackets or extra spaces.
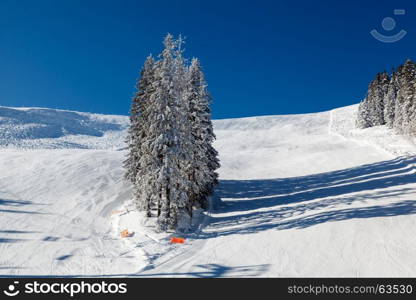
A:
0,104,415,277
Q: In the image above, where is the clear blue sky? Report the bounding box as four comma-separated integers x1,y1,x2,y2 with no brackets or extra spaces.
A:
0,0,415,119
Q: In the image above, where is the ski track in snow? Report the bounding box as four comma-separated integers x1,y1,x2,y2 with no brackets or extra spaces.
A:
0,104,416,277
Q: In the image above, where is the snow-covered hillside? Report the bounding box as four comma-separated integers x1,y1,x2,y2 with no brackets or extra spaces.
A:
0,106,128,149
0,104,415,277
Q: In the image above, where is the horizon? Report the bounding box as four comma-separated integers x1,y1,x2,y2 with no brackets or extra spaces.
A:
0,102,357,120
1,0,415,119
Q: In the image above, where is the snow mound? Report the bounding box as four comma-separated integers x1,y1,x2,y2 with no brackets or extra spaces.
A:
0,106,129,149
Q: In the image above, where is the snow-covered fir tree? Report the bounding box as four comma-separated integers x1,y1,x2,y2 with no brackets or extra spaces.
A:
124,55,156,216
184,58,220,209
371,72,390,126
124,55,154,182
356,98,371,129
384,70,398,128
124,34,218,232
394,60,416,134
356,72,389,128
147,34,192,231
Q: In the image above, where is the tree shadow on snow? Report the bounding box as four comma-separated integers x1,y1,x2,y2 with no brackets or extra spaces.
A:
0,198,50,215
207,156,416,237
131,263,270,278
0,264,269,278
0,230,35,243
0,199,34,206
0,238,30,243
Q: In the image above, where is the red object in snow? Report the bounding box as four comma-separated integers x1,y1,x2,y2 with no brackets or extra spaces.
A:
170,237,186,244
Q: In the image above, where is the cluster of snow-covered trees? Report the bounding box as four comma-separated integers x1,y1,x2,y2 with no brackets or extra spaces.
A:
124,34,219,232
357,59,416,135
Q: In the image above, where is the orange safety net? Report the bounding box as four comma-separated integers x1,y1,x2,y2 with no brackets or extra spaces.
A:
170,237,186,244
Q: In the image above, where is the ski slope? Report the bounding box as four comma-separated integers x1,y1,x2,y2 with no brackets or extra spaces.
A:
0,106,128,150
0,105,415,277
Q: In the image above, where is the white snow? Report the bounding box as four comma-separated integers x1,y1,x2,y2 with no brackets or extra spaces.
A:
0,106,128,150
0,104,415,277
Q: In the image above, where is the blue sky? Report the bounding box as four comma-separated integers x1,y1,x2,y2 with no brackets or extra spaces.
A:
0,0,415,119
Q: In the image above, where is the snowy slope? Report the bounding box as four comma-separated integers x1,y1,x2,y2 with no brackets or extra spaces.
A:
0,104,415,277
0,106,128,149
215,109,389,179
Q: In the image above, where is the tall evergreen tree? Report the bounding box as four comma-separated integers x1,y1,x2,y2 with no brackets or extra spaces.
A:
357,72,389,128
143,34,193,231
356,98,371,129
373,72,390,125
185,58,220,209
123,55,156,215
394,60,416,134
384,70,399,128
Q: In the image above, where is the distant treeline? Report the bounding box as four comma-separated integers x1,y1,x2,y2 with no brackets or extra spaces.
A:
357,59,416,135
